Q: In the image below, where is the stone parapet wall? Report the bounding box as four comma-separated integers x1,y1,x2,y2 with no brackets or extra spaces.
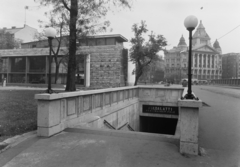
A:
35,86,139,137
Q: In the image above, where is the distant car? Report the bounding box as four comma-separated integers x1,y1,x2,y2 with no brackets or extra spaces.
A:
181,78,198,85
192,79,199,85
159,81,163,84
199,80,208,85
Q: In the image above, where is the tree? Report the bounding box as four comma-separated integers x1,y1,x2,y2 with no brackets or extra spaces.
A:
121,49,128,86
36,13,69,84
36,0,132,91
150,56,165,83
129,21,167,86
165,69,187,84
0,30,23,49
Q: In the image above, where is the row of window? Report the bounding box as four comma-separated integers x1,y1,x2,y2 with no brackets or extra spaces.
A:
0,57,74,73
165,58,181,62
166,69,221,74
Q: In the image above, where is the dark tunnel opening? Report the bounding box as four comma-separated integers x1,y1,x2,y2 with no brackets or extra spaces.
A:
140,116,178,135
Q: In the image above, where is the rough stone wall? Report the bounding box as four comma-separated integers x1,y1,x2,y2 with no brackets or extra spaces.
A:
79,45,125,88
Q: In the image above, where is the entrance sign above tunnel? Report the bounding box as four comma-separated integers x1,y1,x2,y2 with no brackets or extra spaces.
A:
143,105,179,115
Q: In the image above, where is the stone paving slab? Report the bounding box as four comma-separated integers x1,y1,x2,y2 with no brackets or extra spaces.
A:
2,127,239,167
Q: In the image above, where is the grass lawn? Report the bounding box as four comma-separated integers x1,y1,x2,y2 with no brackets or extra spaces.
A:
0,89,43,142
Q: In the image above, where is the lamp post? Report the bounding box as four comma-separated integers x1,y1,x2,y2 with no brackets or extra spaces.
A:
184,15,198,99
45,27,57,94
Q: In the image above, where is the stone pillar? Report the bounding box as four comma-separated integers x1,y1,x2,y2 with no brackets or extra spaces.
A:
85,54,90,87
212,55,215,68
196,54,199,79
193,54,195,68
206,54,208,68
210,55,212,78
37,98,63,137
25,57,29,83
178,99,202,155
197,54,200,68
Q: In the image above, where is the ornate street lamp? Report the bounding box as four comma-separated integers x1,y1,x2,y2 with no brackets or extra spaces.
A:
45,27,57,94
183,15,198,99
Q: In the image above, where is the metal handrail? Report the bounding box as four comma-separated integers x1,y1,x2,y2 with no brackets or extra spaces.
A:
117,122,128,130
103,120,116,130
127,125,135,131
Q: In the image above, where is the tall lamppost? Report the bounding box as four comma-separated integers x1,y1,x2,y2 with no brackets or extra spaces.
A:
184,15,198,99
45,27,57,94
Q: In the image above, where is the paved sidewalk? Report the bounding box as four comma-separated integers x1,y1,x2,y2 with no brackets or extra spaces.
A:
0,127,239,167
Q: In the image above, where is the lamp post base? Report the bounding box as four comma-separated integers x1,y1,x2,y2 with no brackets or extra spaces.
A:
182,93,199,100
46,89,55,94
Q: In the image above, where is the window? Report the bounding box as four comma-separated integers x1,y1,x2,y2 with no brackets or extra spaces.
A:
29,57,46,72
10,57,26,72
106,38,115,45
96,38,105,45
88,39,95,46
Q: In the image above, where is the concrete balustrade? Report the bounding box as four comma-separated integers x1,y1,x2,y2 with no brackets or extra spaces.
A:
35,86,202,155
35,86,139,137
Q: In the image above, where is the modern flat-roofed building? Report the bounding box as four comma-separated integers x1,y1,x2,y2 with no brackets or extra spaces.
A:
0,34,128,88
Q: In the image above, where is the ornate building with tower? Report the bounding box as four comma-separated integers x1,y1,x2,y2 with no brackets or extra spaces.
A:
165,21,222,83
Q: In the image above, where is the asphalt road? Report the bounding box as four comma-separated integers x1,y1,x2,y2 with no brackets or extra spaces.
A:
193,85,240,164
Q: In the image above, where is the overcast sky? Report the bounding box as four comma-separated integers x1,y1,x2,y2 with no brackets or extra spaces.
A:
0,0,239,54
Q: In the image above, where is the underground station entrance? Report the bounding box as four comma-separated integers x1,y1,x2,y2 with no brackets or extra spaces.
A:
139,105,179,135
140,117,178,135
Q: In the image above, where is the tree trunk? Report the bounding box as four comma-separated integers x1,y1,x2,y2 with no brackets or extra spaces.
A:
134,70,142,86
134,77,138,86
65,0,78,91
54,61,60,84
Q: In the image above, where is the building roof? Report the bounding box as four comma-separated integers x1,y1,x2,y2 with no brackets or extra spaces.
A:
80,34,128,42
0,45,123,57
192,44,219,53
192,20,211,40
177,35,187,47
5,28,22,34
213,39,221,49
222,53,240,56
1,24,37,34
165,36,187,54
22,34,128,45
165,47,187,54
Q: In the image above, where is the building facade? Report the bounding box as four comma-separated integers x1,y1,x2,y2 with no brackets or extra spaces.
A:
3,24,38,43
164,20,222,83
0,34,128,88
164,36,188,83
222,53,240,79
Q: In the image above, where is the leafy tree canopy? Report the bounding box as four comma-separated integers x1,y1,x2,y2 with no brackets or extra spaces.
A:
35,0,132,37
35,0,132,91
129,21,167,85
0,30,22,49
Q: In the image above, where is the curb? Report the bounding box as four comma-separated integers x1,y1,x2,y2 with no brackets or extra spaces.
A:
0,131,37,154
